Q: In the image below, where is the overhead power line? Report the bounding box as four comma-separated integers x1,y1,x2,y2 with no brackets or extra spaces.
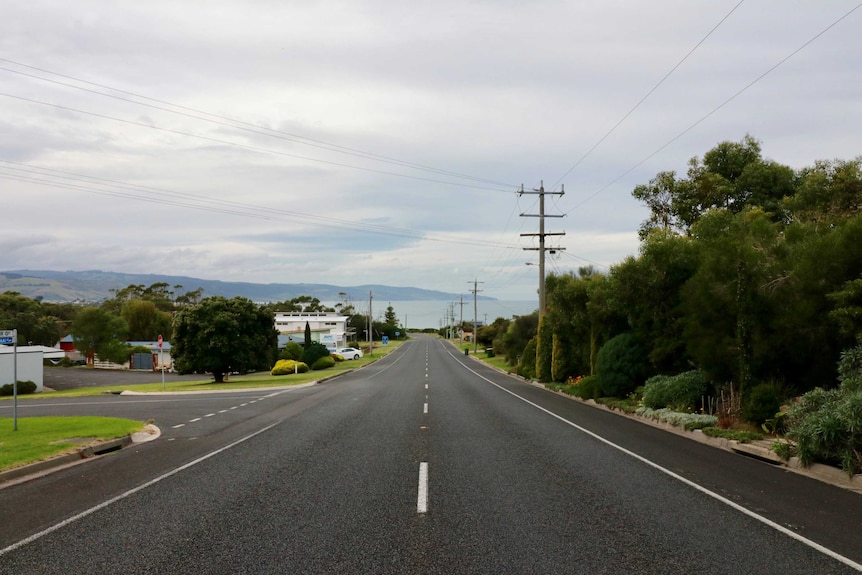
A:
552,0,746,189
0,91,513,193
0,57,517,189
0,161,520,250
569,1,862,210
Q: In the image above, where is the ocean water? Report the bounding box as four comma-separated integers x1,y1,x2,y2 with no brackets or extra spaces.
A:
353,300,539,330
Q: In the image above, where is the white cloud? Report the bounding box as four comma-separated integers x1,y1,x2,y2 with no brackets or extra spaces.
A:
2,0,862,313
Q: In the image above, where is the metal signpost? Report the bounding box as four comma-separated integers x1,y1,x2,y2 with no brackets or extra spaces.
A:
158,334,165,390
0,329,18,431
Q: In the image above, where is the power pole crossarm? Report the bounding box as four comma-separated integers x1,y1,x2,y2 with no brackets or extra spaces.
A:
519,181,566,319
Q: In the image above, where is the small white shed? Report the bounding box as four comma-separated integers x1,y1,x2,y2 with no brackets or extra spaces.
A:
0,346,66,393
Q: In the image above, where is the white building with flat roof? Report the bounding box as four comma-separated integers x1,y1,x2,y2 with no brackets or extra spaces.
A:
273,312,350,348
0,345,66,392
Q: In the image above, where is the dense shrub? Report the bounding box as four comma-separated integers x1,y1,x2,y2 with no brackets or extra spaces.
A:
741,382,782,426
302,342,331,367
518,338,537,379
782,341,862,475
279,341,304,361
331,353,345,362
642,370,708,411
572,375,603,400
0,380,37,396
270,359,309,376
311,355,336,370
596,333,649,397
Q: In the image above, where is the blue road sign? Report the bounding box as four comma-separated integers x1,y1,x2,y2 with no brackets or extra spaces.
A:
0,337,13,345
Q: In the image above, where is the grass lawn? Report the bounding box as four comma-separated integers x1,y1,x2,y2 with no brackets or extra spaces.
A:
8,340,405,399
0,416,145,472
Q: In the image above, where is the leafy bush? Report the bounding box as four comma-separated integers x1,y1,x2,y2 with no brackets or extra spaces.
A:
642,370,708,411
741,382,782,426
573,375,602,400
311,355,336,370
270,359,309,376
782,341,862,475
596,333,648,398
331,353,345,362
279,341,304,361
518,337,537,379
636,407,718,430
0,380,37,396
302,342,331,367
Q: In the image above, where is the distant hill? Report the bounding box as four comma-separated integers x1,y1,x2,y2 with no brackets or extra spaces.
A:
0,270,495,303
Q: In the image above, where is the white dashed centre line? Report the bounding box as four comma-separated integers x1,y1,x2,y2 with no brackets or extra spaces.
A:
417,462,429,514
189,418,201,423
171,424,185,429
423,403,428,414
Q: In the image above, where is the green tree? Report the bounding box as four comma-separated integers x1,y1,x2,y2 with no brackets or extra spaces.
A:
0,291,62,346
384,305,398,328
121,299,173,341
72,307,130,364
172,297,278,383
495,312,538,365
610,230,698,374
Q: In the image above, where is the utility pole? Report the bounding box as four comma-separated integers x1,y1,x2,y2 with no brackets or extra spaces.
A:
367,290,373,354
469,279,484,354
520,181,566,320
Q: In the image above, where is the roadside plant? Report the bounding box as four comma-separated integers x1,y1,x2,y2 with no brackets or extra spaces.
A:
781,340,862,475
0,380,37,396
271,359,309,376
596,333,649,397
741,382,782,426
311,356,336,370
642,370,708,411
635,407,718,430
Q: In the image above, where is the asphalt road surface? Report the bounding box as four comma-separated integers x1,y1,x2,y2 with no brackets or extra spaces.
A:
1,335,861,574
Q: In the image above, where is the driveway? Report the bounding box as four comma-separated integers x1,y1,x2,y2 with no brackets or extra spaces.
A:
43,367,206,390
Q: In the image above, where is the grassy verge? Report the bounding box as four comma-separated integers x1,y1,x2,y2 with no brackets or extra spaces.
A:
13,341,404,399
0,416,145,472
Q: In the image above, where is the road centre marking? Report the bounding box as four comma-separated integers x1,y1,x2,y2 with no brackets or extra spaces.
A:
417,462,429,514
448,349,862,573
423,403,428,414
189,418,201,423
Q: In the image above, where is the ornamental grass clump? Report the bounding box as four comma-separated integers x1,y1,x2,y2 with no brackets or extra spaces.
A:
781,341,862,476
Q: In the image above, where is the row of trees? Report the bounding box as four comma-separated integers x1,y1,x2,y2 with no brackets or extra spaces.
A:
0,283,404,381
495,136,862,403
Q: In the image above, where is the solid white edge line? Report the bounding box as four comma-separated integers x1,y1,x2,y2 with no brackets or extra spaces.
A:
0,419,283,558
417,462,429,514
448,349,862,573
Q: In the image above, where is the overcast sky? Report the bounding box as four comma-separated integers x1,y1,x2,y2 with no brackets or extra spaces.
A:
2,1,861,301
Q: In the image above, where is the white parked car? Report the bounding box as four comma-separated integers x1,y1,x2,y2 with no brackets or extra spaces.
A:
336,347,363,360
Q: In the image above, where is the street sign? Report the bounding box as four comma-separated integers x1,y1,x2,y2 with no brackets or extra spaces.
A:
157,334,163,349
0,338,13,345
0,329,16,345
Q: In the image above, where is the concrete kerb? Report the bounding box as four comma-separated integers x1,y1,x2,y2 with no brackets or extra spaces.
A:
461,347,862,495
0,423,161,488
